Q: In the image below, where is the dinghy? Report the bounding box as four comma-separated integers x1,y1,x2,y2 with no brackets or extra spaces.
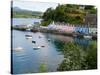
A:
39,36,42,38
41,46,45,47
84,35,92,39
33,46,41,50
32,41,36,43
13,47,23,51
25,34,32,39
48,39,51,41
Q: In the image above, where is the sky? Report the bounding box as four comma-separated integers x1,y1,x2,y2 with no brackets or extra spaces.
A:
12,0,58,12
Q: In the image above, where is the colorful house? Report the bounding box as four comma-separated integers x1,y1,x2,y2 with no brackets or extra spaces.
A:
48,22,97,34
89,28,97,34
74,25,88,34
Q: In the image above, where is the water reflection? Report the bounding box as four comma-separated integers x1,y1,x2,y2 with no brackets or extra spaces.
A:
74,38,90,46
12,30,97,74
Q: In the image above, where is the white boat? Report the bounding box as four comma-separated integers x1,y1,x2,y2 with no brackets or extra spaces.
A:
33,46,41,50
26,36,32,39
13,47,23,51
84,35,92,39
25,34,32,37
25,34,32,39
26,28,31,31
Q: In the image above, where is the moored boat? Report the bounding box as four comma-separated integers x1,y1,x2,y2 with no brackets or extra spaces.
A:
84,35,92,39
33,46,41,50
13,47,23,51
25,34,32,39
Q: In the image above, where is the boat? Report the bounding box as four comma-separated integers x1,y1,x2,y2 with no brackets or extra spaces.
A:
41,46,45,47
25,34,32,37
33,46,41,50
92,34,97,40
84,35,92,39
48,39,51,41
13,47,23,51
26,28,31,31
32,41,36,43
39,36,42,38
25,34,32,39
26,36,32,39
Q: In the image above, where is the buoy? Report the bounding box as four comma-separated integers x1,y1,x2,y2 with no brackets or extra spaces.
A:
32,41,36,43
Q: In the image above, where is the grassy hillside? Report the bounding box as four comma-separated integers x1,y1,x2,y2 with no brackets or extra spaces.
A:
11,7,43,18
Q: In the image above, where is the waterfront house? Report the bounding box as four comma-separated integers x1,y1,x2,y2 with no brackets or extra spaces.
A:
74,25,97,34
89,27,97,34
48,23,75,33
84,14,97,26
48,22,97,35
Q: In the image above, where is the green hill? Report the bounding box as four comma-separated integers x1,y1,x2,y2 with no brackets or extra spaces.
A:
41,4,97,26
11,7,43,18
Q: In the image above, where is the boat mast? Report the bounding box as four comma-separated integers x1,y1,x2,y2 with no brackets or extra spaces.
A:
88,22,89,35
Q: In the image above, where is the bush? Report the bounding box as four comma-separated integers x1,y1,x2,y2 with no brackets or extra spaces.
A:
57,41,97,71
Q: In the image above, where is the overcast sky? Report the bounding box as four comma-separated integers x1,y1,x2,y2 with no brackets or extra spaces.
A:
12,0,58,12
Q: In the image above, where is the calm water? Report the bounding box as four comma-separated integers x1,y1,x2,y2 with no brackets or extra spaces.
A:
12,18,96,74
12,18,42,25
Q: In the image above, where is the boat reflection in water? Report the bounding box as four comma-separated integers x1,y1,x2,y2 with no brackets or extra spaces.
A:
12,30,97,74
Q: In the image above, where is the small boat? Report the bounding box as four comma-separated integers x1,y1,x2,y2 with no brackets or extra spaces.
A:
25,34,32,37
32,41,36,43
39,36,42,38
41,46,45,47
13,47,23,51
84,35,92,39
33,46,41,50
25,34,32,39
48,39,51,41
26,36,32,39
92,35,97,40
26,29,31,31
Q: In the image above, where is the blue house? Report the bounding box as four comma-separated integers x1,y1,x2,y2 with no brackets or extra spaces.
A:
74,25,88,34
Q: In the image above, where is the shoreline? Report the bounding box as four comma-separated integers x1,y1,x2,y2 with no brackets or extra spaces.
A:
12,28,97,40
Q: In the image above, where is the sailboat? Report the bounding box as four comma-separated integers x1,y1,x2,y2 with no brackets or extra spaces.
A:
83,23,92,39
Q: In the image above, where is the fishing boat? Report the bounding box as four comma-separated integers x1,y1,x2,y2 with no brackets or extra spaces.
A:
25,34,32,39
